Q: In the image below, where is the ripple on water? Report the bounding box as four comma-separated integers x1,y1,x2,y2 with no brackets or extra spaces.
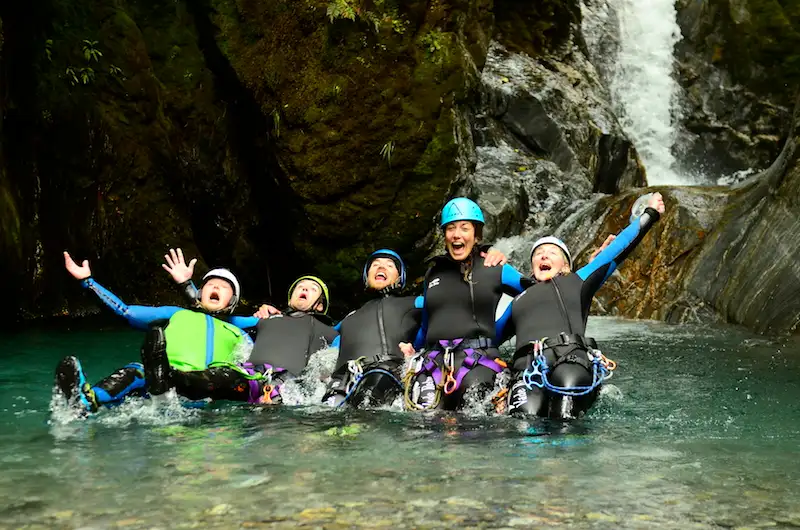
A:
1,319,800,529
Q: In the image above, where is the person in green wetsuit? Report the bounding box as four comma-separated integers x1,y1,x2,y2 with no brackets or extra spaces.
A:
55,249,260,413
157,274,338,405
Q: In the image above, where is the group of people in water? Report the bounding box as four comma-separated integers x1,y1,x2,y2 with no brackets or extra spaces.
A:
54,192,666,420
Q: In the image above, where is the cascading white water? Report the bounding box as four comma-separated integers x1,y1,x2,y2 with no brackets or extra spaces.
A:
583,0,695,185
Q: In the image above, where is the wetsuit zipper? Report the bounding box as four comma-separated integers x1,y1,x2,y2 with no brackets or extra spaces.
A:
469,272,478,331
551,280,574,334
377,298,388,357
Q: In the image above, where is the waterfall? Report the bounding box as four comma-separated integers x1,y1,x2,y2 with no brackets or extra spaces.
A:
582,0,696,185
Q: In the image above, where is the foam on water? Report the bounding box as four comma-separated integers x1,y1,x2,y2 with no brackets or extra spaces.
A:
279,345,339,406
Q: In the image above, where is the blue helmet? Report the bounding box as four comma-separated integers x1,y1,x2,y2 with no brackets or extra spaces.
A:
363,249,406,289
440,197,485,228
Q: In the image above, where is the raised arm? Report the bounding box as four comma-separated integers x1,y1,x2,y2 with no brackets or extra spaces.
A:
65,251,180,329
577,193,665,296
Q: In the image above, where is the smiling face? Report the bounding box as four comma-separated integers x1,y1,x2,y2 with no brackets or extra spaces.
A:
289,279,324,312
199,278,235,312
444,221,478,261
531,243,572,281
366,257,400,290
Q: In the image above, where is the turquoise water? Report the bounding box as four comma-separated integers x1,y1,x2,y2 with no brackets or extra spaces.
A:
2,317,800,529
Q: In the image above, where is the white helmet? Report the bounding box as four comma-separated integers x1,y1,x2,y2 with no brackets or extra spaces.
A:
202,268,241,313
529,236,572,269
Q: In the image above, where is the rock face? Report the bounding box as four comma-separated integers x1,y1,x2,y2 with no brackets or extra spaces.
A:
673,0,797,178
0,0,495,321
206,0,494,294
446,0,645,257
553,106,800,335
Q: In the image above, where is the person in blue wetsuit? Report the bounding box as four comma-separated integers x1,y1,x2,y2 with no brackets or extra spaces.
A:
402,198,527,411
170,275,338,405
321,250,423,408
501,192,666,419
55,249,258,413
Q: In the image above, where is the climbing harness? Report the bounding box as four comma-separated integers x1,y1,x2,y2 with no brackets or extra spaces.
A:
521,339,616,396
403,338,508,411
337,357,403,407
215,361,287,404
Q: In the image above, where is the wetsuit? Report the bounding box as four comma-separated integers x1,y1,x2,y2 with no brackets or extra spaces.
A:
323,292,423,408
153,309,338,405
405,246,526,411
55,278,257,411
500,207,661,419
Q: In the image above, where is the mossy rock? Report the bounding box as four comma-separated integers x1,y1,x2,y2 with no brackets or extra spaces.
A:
208,0,493,311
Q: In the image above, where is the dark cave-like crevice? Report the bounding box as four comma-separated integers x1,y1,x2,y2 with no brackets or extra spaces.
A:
184,0,301,301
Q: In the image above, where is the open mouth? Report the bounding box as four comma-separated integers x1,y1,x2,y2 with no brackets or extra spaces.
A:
299,293,308,301
452,242,465,251
539,263,552,272
375,272,387,281
210,292,220,302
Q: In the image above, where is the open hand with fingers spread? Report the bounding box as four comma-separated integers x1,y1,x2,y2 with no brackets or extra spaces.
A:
63,251,92,280
162,248,197,284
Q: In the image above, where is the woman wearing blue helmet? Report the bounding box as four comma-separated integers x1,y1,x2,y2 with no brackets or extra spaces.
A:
323,249,424,408
402,198,528,411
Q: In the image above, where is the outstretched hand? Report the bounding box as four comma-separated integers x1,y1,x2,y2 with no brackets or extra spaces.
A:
64,251,91,280
481,248,508,267
162,248,197,284
649,192,666,214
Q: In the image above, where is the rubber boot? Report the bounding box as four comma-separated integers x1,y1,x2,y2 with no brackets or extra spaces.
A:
55,356,98,413
507,378,547,417
141,326,171,396
408,373,440,410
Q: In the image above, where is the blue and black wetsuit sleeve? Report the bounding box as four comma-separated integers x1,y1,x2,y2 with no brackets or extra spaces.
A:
330,315,348,348
495,301,515,346
493,264,532,341
81,278,181,330
411,295,426,350
577,207,661,305
500,264,531,295
179,280,200,306
229,316,259,330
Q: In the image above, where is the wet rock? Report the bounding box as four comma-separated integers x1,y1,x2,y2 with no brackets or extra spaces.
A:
672,0,795,178
459,35,643,242
206,504,233,516
585,511,618,522
547,105,800,334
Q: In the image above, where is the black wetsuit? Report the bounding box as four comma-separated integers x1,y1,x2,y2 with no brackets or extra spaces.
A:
323,293,422,408
249,310,339,376
499,207,661,418
147,309,338,405
406,247,526,411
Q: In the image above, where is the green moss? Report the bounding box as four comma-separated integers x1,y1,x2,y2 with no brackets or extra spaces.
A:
712,0,800,99
493,0,581,57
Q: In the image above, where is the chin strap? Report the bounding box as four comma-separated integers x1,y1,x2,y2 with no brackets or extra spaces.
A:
375,282,403,297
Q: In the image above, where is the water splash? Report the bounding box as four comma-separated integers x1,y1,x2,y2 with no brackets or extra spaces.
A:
279,346,339,406
582,0,696,185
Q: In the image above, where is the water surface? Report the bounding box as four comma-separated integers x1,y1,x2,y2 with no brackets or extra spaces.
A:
1,318,799,529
